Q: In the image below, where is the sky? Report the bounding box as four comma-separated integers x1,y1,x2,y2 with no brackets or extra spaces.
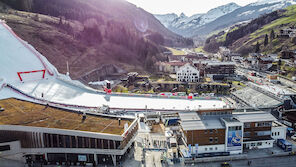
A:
125,0,259,16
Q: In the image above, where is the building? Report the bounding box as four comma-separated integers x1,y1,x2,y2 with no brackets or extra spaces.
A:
203,62,236,78
180,112,230,155
234,112,276,150
156,61,186,74
0,98,138,166
271,121,287,141
280,50,296,59
217,47,241,62
179,110,285,157
176,64,200,82
243,53,274,70
256,56,274,70
217,47,231,61
279,28,296,38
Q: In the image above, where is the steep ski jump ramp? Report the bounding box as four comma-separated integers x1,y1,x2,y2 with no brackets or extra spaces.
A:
0,20,228,111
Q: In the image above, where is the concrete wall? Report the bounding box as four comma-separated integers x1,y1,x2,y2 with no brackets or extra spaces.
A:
272,126,287,140
0,141,24,162
244,140,274,149
193,144,225,154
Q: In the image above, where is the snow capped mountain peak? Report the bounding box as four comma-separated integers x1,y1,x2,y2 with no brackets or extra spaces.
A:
179,12,187,18
154,3,240,36
251,0,296,6
207,2,240,14
154,13,178,27
155,0,296,37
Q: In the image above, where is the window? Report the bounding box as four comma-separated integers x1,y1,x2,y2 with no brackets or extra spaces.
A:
0,145,10,151
215,147,218,150
215,137,218,143
209,137,213,143
96,139,102,149
65,136,70,148
209,147,213,151
52,134,58,147
244,132,251,137
251,143,255,146
58,135,64,147
209,130,213,134
85,137,90,148
245,123,251,128
256,131,271,136
278,132,280,136
204,130,207,134
71,136,77,148
257,142,262,146
255,122,272,127
90,138,96,148
78,137,83,148
205,148,207,151
272,132,274,136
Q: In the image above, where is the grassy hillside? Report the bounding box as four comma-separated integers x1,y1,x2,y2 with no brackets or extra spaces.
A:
204,5,296,55
165,47,185,55
0,0,191,47
245,5,296,54
0,1,177,82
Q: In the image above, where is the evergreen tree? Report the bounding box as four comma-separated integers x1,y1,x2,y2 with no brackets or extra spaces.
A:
255,42,260,53
270,29,275,41
264,34,269,46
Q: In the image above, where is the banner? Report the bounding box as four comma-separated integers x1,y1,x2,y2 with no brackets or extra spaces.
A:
227,128,242,151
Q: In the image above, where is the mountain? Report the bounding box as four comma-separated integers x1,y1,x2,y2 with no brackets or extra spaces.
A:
155,0,296,38
0,0,193,84
191,0,296,38
203,5,296,56
0,0,189,46
154,3,241,37
154,13,178,27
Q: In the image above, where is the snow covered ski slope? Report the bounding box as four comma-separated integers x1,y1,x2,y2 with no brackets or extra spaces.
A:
0,20,56,83
0,20,228,111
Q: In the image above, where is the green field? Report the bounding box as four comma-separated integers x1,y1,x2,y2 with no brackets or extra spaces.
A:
166,47,185,55
194,46,205,53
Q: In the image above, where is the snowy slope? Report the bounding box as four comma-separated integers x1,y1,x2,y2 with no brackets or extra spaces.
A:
155,0,296,37
0,20,227,111
155,3,240,37
0,20,56,83
191,0,296,36
154,13,178,27
191,0,296,37
251,0,296,6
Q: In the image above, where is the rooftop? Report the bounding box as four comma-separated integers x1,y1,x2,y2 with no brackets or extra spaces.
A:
0,98,132,135
179,112,201,122
272,121,286,127
180,116,224,131
206,61,236,66
221,117,240,123
231,87,282,107
234,112,276,123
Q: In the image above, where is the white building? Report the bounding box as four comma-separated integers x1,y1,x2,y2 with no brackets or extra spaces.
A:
271,121,287,141
179,111,286,157
177,64,200,82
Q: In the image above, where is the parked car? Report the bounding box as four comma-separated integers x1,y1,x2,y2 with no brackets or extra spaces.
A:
291,134,296,141
221,162,231,167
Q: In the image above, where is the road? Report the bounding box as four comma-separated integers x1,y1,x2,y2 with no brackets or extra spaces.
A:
187,155,296,167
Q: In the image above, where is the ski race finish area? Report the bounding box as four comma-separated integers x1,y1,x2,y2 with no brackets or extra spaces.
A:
0,20,228,111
